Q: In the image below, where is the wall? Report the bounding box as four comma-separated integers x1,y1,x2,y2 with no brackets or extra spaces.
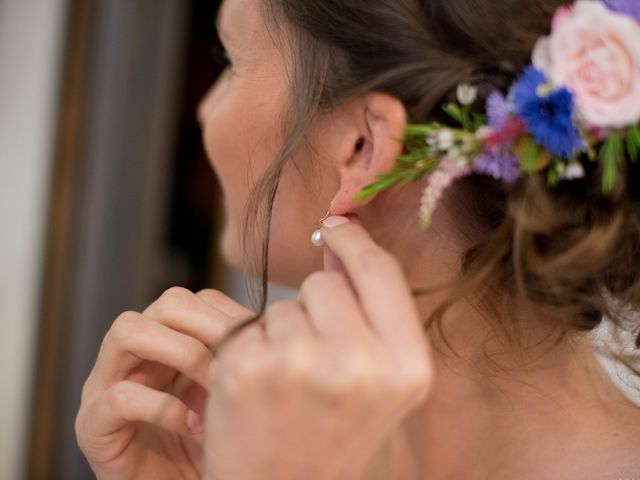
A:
0,0,68,478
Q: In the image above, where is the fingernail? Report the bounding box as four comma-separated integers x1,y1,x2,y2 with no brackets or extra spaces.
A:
187,410,204,434
322,215,351,229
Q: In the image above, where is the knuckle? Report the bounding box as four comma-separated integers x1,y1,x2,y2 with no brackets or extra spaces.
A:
79,374,96,403
196,288,224,303
321,270,348,287
264,301,310,341
105,382,132,412
389,361,434,403
299,271,324,294
229,356,265,383
216,356,266,396
74,412,85,446
175,338,209,370
266,300,300,318
300,270,344,294
106,311,140,344
321,350,378,400
75,412,91,455
281,338,315,382
265,302,306,333
158,286,192,310
197,289,256,320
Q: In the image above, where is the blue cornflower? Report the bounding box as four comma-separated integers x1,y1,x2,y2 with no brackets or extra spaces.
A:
511,66,583,158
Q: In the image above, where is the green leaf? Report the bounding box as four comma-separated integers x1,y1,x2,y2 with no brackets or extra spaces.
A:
351,186,385,203
471,113,488,131
547,166,558,187
599,133,624,193
407,170,428,182
627,125,640,163
419,216,432,231
397,154,421,164
352,177,400,202
521,139,540,174
442,103,464,125
442,104,475,130
601,155,617,193
405,124,441,136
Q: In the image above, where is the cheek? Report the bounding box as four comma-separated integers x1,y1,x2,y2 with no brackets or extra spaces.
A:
266,165,326,285
201,73,295,272
199,66,329,284
202,77,284,222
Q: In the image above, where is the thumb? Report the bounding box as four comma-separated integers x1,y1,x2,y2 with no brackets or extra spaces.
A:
321,215,363,276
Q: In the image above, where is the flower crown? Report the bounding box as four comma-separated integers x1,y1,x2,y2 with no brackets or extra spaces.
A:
353,0,640,229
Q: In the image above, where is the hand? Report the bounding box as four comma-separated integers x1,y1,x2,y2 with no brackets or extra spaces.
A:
75,287,255,480
204,221,434,480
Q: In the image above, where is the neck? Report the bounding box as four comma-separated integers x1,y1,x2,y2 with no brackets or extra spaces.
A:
360,184,636,477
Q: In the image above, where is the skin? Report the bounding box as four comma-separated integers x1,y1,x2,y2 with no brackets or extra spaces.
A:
76,289,248,479
76,0,640,478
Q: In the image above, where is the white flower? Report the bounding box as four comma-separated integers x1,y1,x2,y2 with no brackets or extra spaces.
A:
436,130,455,150
426,133,438,149
447,147,469,165
456,83,478,106
562,162,586,180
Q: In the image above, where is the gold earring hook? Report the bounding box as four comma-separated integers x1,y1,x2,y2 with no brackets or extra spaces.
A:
318,208,331,227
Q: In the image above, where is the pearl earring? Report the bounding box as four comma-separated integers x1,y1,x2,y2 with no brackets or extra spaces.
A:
311,208,331,247
311,230,324,247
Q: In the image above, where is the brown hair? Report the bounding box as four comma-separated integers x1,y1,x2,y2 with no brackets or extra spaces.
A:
212,0,640,371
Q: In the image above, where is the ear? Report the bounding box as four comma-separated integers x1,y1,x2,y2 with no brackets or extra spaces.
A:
330,93,408,215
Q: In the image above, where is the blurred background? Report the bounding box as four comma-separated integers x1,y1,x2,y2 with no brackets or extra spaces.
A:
0,1,295,478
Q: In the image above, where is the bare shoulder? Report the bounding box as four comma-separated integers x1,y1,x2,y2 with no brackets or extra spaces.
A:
360,402,640,480
494,418,640,480
561,406,640,479
570,443,640,480
600,418,640,477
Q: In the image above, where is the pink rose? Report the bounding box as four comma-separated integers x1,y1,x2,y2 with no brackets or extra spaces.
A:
533,1,640,128
551,5,575,30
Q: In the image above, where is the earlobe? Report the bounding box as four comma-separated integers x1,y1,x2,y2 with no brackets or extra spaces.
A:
330,93,408,216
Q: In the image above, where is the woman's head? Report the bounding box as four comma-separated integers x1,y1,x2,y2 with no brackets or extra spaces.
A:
199,0,640,351
198,0,551,284
198,0,422,289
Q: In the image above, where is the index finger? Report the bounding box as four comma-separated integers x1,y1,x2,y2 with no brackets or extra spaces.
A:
320,222,426,348
196,289,255,319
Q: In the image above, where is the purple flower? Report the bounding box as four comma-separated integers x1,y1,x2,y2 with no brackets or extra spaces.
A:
474,151,521,183
486,90,510,129
602,0,640,21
